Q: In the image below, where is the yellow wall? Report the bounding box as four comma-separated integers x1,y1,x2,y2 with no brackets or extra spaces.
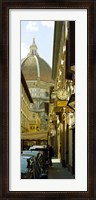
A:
29,112,41,132
21,83,31,133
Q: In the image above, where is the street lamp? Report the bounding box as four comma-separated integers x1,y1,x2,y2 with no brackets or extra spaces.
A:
67,93,75,111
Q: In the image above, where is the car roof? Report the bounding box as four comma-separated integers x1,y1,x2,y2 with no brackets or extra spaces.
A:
29,145,45,150
21,150,40,157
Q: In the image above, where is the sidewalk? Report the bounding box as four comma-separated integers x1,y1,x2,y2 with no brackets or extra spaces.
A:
48,158,75,179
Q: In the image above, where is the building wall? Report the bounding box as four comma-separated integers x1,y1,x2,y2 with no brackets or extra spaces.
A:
51,21,75,175
68,129,72,171
26,80,54,131
21,83,31,133
29,112,41,132
57,126,60,158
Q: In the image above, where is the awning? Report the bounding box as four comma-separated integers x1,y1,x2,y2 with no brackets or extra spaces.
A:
21,130,48,140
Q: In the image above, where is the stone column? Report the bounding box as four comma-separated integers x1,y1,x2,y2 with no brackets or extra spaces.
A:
60,121,66,167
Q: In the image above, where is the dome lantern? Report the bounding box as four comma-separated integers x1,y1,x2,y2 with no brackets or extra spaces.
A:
29,38,38,56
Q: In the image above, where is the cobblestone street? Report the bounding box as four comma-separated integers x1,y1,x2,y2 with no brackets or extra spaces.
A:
48,159,75,179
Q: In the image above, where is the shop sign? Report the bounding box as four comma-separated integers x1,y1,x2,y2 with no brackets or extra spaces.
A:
56,100,68,107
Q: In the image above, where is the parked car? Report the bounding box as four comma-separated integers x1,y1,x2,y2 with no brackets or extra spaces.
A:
21,150,40,157
21,149,48,179
29,145,45,150
21,155,34,179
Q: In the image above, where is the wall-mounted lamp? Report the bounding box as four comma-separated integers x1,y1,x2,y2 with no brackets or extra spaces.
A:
67,94,75,111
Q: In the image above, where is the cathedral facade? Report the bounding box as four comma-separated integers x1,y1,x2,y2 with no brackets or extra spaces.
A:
21,38,54,132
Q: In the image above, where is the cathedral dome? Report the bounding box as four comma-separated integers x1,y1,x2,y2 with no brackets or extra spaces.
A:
21,38,53,83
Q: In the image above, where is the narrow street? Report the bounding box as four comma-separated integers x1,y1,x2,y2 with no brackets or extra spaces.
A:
21,21,75,179
48,159,74,179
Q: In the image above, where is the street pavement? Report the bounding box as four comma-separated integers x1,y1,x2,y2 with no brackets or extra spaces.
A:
48,158,75,179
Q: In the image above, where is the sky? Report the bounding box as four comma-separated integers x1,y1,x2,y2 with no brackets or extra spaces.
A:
21,21,55,67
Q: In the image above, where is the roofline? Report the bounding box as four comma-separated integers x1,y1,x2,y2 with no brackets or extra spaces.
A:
52,21,63,80
21,71,33,103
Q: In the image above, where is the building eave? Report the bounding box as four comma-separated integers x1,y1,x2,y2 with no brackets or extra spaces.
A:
21,71,33,103
52,21,63,80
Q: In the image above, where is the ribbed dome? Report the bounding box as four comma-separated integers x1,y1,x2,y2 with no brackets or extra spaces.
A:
21,38,53,83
